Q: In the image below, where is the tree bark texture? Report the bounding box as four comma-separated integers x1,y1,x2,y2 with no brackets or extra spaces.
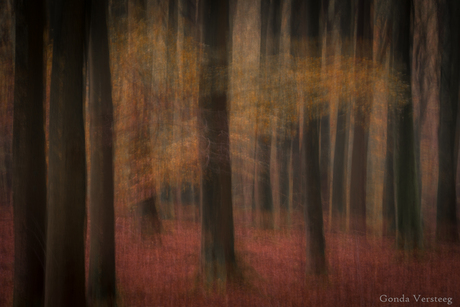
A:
87,0,117,305
436,0,460,243
199,0,236,286
13,0,47,305
45,0,87,306
392,0,423,250
330,0,353,231
291,0,327,275
349,0,373,232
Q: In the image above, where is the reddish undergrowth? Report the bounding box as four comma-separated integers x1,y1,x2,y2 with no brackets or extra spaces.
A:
1,204,459,306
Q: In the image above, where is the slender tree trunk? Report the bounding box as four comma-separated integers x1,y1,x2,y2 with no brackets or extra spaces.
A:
169,0,181,216
160,0,179,219
45,0,87,306
382,106,396,236
392,0,422,250
320,114,330,210
13,0,47,305
436,0,460,243
349,0,373,232
291,0,326,275
374,0,396,237
330,0,352,232
278,136,291,225
87,0,117,305
181,0,199,222
0,0,14,208
304,117,327,274
319,0,330,212
199,0,236,286
255,0,282,229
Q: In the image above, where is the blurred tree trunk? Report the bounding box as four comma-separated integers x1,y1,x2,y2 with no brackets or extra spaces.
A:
126,0,159,225
289,132,302,211
0,0,14,208
199,0,236,286
87,0,117,305
45,0,87,306
181,0,199,222
369,0,394,237
278,137,291,225
330,0,353,232
255,0,282,229
320,0,330,212
436,0,460,243
392,0,422,250
382,107,396,235
161,0,179,219
349,0,373,232
12,0,47,305
291,0,326,275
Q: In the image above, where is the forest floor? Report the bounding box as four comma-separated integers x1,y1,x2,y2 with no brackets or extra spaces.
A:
1,204,460,306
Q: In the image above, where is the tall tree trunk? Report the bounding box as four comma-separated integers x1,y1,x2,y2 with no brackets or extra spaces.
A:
278,136,291,224
181,0,199,221
436,0,460,243
291,0,327,275
13,0,47,305
199,0,236,286
374,0,396,237
87,0,117,305
255,0,282,229
330,0,353,231
45,1,87,306
349,0,373,232
382,106,396,235
0,0,14,208
392,0,422,250
320,114,330,210
161,0,179,219
319,0,330,212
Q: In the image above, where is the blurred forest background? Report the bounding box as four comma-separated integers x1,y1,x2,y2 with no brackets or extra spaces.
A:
1,0,460,306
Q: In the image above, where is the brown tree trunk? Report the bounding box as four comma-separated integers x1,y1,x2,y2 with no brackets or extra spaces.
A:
87,0,117,305
436,0,460,243
392,0,422,250
45,1,87,306
13,0,47,305
349,0,373,233
330,0,353,232
291,0,327,275
199,0,236,287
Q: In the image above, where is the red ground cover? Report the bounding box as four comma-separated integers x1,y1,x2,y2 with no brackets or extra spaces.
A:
1,205,459,306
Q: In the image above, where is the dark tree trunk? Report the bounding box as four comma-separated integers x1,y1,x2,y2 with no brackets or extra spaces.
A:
199,0,236,286
0,0,14,208
392,0,422,250
278,137,291,224
330,0,352,231
291,0,327,275
256,134,274,228
181,0,200,222
290,131,302,210
87,0,117,305
320,114,330,210
161,0,179,219
304,118,327,275
255,0,282,229
319,0,330,213
382,107,396,236
45,0,87,306
13,0,47,305
436,0,460,243
349,0,373,232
